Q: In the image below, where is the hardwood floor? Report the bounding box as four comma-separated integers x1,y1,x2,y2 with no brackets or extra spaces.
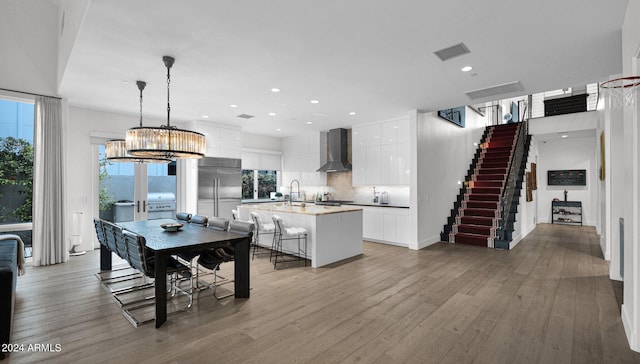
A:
6,224,640,363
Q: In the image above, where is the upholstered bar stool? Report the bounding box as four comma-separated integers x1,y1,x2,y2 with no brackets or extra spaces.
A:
250,212,275,260
271,215,308,269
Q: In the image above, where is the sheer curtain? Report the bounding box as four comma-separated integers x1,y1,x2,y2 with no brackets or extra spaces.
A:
32,96,67,266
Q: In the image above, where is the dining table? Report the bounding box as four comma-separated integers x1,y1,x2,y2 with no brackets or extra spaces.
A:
101,218,251,328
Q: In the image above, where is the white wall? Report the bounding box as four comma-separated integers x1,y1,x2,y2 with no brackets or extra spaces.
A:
509,136,539,249
414,107,487,249
0,0,59,95
66,106,167,251
56,0,91,87
621,0,640,351
535,136,597,225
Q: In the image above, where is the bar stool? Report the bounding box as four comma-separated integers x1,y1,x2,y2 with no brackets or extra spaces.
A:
271,215,308,269
250,212,275,260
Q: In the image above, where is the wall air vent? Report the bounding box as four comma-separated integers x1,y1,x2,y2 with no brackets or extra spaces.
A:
237,114,255,119
433,42,470,61
465,81,524,100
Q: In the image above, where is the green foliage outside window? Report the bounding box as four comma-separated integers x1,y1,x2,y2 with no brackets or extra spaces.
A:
0,137,33,223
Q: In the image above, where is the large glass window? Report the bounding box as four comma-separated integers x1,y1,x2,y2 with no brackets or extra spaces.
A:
0,98,35,257
242,169,278,200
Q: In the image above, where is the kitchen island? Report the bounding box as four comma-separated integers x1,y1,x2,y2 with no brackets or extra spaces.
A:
238,203,363,268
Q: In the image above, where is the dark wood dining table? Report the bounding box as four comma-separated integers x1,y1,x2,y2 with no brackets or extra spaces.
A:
100,219,251,328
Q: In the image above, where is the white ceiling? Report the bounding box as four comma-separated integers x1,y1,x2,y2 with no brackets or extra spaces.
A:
58,0,628,137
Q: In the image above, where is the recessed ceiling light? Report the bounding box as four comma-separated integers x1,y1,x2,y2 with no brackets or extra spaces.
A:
202,115,209,119
310,100,319,104
461,66,473,72
271,88,280,93
268,112,276,116
229,104,238,108
349,112,356,115
276,128,281,132
561,134,568,138
306,121,313,125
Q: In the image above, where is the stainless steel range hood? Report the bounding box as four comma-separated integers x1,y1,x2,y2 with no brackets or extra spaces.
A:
317,128,352,172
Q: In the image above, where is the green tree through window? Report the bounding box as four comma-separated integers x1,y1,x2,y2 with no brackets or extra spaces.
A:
0,137,33,223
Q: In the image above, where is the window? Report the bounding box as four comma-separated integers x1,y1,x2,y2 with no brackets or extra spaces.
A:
0,98,35,257
242,169,278,200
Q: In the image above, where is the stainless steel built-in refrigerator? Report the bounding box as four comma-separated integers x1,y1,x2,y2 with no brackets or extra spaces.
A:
197,157,242,221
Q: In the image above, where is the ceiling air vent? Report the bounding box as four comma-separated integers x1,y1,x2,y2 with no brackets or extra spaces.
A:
465,81,524,100
236,114,255,119
433,42,470,61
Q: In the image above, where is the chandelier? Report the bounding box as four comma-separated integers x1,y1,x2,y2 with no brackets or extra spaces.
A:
105,81,171,163
126,56,206,159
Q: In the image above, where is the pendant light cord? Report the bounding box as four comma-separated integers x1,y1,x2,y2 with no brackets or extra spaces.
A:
137,81,146,127
165,58,172,128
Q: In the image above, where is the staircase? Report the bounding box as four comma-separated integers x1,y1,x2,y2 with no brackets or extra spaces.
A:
447,123,520,247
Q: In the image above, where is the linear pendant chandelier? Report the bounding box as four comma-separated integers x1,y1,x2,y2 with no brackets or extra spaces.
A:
105,81,172,163
126,56,206,159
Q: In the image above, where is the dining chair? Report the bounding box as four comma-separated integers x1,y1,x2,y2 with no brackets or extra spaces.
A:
271,215,308,269
250,212,275,260
121,230,193,327
197,220,253,299
176,212,192,222
177,214,208,272
99,221,145,293
190,214,208,226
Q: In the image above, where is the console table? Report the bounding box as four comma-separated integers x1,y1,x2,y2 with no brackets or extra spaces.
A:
551,200,582,225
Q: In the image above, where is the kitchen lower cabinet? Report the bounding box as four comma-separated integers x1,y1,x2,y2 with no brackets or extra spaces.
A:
362,206,410,247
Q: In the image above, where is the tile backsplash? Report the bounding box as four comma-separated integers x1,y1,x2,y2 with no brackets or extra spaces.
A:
325,171,410,206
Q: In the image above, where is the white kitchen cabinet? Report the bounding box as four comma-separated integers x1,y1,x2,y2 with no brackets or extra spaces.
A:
362,206,410,246
363,207,384,240
395,142,410,185
365,145,381,185
281,132,326,188
352,117,410,186
188,121,241,158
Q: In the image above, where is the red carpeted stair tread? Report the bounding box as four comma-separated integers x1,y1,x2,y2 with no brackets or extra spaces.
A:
457,224,492,235
460,216,494,226
476,174,505,181
462,208,497,217
477,168,507,175
454,233,488,246
470,187,501,194
465,200,499,209
472,181,503,188
467,193,500,201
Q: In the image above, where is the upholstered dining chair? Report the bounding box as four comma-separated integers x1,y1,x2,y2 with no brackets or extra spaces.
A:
175,212,192,222
197,220,253,299
121,230,193,326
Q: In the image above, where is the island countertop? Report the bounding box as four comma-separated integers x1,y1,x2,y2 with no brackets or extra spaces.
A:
240,202,363,216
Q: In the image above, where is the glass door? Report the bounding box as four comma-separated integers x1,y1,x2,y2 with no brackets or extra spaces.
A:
97,145,176,224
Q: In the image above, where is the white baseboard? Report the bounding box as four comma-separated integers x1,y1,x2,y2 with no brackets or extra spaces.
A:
365,238,409,248
622,304,639,352
509,223,536,250
411,235,440,250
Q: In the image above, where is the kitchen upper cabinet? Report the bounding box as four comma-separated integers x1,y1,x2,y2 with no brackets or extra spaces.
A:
352,117,410,186
281,132,326,187
188,121,241,159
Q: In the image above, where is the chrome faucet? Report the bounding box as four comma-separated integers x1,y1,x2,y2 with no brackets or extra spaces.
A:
289,179,300,205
